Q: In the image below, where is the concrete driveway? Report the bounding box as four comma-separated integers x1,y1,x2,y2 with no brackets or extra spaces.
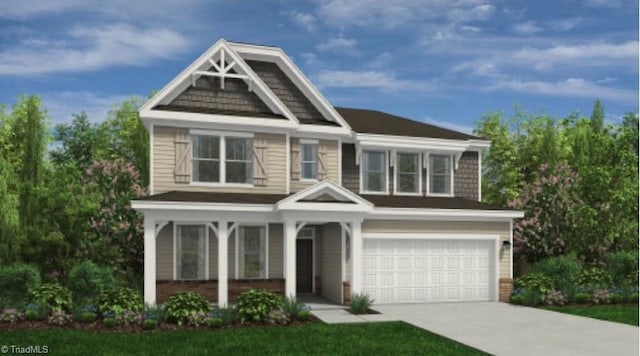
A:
373,302,639,356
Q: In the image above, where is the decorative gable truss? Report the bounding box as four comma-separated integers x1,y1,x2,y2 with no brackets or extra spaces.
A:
276,180,373,213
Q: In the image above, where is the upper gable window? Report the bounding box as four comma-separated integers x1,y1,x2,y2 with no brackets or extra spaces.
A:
396,152,420,194
361,150,387,193
429,154,452,195
191,132,253,185
301,142,318,180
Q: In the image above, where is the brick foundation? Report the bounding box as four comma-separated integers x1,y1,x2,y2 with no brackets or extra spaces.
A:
156,279,285,304
499,277,514,302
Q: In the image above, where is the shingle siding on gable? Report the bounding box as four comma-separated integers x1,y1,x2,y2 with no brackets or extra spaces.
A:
169,73,274,115
245,60,327,123
454,151,479,201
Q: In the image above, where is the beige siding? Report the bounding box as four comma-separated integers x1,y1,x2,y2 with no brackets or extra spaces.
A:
320,223,343,303
157,223,173,280
153,126,286,194
362,220,511,278
269,224,283,278
290,139,340,192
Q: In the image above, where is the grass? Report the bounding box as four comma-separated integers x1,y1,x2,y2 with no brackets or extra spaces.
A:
0,322,487,355
543,304,639,326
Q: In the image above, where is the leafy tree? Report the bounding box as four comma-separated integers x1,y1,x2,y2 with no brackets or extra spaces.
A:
51,112,103,171
590,99,604,133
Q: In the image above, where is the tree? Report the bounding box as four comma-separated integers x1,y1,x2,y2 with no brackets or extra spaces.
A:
590,99,604,133
51,112,103,171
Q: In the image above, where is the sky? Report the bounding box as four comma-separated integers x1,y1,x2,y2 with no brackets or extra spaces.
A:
0,0,638,134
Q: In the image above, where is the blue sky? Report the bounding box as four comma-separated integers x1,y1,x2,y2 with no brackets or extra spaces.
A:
0,0,637,133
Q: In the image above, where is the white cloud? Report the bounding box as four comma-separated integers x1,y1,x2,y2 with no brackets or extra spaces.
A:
512,41,638,70
316,38,359,55
486,78,637,103
512,21,542,34
424,117,474,134
597,77,618,84
41,91,139,124
0,24,190,76
549,17,582,32
289,11,317,32
313,70,434,92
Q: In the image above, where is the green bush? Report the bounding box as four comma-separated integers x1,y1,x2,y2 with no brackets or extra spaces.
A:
67,261,115,305
510,294,524,305
209,317,223,328
514,273,554,296
24,303,49,320
143,319,157,330
574,293,590,303
531,256,581,298
163,292,210,325
212,306,238,325
297,310,312,321
349,293,374,314
606,252,639,287
28,283,72,312
628,293,639,303
97,287,143,316
77,312,97,323
0,264,41,308
143,304,165,322
282,296,305,319
521,289,543,306
103,317,116,328
236,289,283,323
576,268,612,290
610,294,623,304
115,310,142,325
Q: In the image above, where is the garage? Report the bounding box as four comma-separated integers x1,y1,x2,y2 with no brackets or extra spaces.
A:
362,238,497,304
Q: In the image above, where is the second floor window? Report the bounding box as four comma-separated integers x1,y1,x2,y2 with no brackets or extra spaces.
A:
192,134,253,184
301,143,318,180
362,150,387,193
396,152,420,194
192,136,220,183
429,154,452,195
226,137,253,184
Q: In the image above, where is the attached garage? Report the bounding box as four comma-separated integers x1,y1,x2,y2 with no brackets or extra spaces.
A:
362,236,498,304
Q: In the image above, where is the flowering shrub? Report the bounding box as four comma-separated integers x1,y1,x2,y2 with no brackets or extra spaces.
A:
115,310,142,326
267,309,289,325
544,290,567,306
591,289,611,304
187,311,211,327
48,311,72,326
1,309,24,323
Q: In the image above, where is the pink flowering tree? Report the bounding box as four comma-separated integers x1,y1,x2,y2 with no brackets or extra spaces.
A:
84,159,147,282
508,163,582,263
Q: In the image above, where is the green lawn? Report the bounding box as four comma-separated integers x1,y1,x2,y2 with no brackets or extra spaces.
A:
0,322,487,355
544,304,639,326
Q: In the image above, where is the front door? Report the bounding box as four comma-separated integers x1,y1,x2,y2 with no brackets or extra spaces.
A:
296,239,313,293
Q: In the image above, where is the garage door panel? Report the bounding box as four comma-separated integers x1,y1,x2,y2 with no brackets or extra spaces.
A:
363,239,494,304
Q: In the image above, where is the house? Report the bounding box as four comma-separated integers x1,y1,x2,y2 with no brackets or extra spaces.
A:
131,39,524,307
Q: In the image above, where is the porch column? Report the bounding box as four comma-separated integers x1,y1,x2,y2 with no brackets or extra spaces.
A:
284,220,296,297
218,220,229,307
143,216,156,305
350,220,363,295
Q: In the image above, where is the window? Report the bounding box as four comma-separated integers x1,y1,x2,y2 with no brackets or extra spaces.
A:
362,151,387,192
429,154,452,195
176,225,207,280
191,133,253,184
396,152,420,194
301,143,318,180
226,137,253,183
238,226,266,279
192,136,220,182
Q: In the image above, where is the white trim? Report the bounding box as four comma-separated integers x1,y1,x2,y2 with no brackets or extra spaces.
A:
235,223,270,279
362,232,500,240
296,125,352,137
142,112,297,132
426,152,454,197
494,237,500,302
285,132,291,195
393,151,422,196
299,138,319,145
371,207,524,220
299,142,318,181
173,223,210,280
190,182,254,188
155,221,169,237
190,133,254,185
132,200,274,212
338,138,342,186
297,226,316,293
276,180,374,212
355,132,488,152
149,123,154,195
190,129,254,138
359,149,389,195
478,152,482,202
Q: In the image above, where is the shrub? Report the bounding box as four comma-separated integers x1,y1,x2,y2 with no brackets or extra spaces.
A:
67,261,115,305
350,293,374,314
1,309,24,323
267,309,289,325
143,304,165,322
115,310,142,326
24,303,49,321
521,289,543,306
103,317,116,328
610,294,623,304
510,294,524,305
97,287,143,316
297,310,312,321
212,306,238,325
143,319,157,330
187,311,211,327
574,293,590,303
606,251,638,287
282,296,306,319
591,289,611,304
236,289,283,323
544,290,567,306
514,273,554,296
0,264,41,308
163,292,210,325
48,310,72,326
531,256,581,298
576,268,612,290
77,312,97,323
628,293,639,303
209,317,224,328
28,283,72,312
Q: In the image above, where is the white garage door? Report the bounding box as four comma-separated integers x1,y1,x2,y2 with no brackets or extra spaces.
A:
362,239,495,304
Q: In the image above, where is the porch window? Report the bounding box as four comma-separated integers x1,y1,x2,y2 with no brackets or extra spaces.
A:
301,143,318,180
192,136,220,182
429,154,452,195
238,226,266,279
176,225,207,280
226,137,253,183
396,152,420,194
362,150,387,193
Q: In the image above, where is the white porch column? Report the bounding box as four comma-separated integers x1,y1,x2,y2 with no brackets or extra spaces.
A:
284,219,297,297
143,216,156,305
218,220,229,307
350,220,363,295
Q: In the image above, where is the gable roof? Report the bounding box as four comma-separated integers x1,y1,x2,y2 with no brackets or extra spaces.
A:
276,180,373,212
336,107,480,141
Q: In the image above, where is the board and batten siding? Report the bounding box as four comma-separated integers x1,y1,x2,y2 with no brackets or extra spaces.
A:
362,220,511,279
153,126,287,194
319,223,343,304
290,138,340,192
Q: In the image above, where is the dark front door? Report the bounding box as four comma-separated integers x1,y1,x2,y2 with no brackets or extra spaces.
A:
296,239,313,293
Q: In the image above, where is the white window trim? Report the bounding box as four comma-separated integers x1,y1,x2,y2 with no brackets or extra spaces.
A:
300,142,319,182
190,129,255,185
235,223,269,280
393,151,422,196
359,150,389,195
173,223,210,281
426,152,454,197
297,227,316,293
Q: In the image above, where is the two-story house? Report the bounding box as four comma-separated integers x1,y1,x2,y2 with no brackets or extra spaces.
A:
131,39,523,307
